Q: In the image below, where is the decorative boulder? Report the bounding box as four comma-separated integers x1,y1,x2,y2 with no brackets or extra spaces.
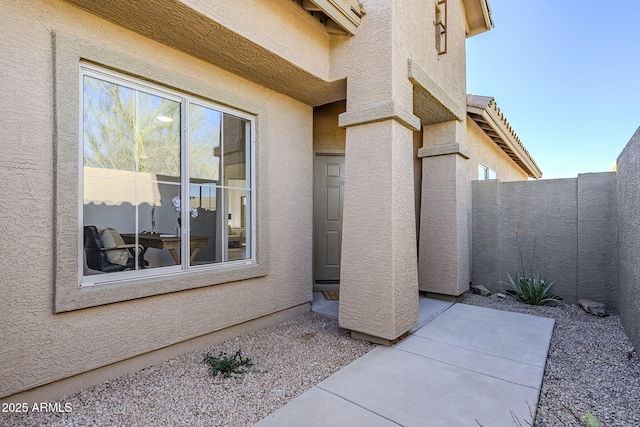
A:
470,284,492,296
578,299,607,317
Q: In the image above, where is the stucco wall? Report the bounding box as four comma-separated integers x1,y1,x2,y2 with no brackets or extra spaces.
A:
617,127,640,351
472,174,618,307
397,0,468,116
0,0,313,399
418,117,529,296
60,0,342,107
465,118,530,182
313,101,347,151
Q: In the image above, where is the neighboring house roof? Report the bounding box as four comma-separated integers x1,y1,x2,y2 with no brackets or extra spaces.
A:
467,95,543,179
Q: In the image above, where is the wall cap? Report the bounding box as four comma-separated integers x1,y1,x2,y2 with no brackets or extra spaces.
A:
418,142,470,159
338,100,421,131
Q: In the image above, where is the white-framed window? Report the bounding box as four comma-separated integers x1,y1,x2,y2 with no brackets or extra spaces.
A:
80,64,255,286
478,163,497,180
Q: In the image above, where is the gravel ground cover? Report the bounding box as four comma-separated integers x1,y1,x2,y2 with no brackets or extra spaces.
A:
5,296,640,427
4,312,375,427
463,293,640,427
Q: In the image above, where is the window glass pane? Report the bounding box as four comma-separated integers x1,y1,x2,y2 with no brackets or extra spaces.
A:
223,113,248,184
488,169,497,180
478,164,487,180
81,66,254,283
227,188,251,262
83,172,140,274
82,74,181,275
83,76,137,172
136,91,180,177
136,181,182,267
188,184,222,266
189,103,221,182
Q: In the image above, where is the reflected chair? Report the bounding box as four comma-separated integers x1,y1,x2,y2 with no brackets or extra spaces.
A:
84,225,148,273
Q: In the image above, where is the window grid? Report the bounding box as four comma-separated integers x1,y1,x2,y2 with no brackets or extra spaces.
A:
79,64,255,286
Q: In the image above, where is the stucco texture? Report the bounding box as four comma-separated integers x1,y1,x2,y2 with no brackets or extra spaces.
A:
339,120,419,340
0,0,313,399
313,100,346,151
617,127,640,351
417,116,529,297
472,174,618,307
62,0,344,106
465,117,530,182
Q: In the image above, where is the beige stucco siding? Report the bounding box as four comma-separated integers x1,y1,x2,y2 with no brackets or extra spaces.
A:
183,0,332,78
313,101,347,151
0,0,313,399
330,0,395,110
394,0,468,115
60,0,343,106
465,117,529,182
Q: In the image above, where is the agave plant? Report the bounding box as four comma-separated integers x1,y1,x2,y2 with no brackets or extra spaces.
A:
506,272,559,306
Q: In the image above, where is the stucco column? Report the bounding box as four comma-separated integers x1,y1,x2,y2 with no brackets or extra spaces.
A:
418,120,470,297
337,108,420,344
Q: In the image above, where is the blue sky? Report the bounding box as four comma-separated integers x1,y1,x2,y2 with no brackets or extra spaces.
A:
466,0,640,179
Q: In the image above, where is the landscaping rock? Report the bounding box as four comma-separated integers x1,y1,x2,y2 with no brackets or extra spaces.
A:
471,284,492,296
578,299,607,317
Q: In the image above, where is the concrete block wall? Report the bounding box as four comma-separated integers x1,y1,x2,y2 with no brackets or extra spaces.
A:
617,127,640,351
472,173,618,307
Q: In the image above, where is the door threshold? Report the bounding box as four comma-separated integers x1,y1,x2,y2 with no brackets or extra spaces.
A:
313,281,340,292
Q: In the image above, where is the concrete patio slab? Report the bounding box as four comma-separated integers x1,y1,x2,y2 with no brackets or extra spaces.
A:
412,303,554,367
267,300,555,427
395,335,545,389
311,291,339,319
410,296,453,333
316,346,541,426
256,386,398,427
311,292,453,327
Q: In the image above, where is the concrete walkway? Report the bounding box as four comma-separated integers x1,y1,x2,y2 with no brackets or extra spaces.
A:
254,294,555,427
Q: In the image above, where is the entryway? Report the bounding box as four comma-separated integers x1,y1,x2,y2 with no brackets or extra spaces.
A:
313,154,345,290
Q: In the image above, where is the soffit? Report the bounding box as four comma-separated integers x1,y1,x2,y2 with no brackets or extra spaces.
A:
62,0,346,107
408,60,466,126
298,0,364,35
463,0,493,38
467,95,542,179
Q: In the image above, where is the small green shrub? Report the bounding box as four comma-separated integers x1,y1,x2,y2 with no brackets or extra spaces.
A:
582,411,601,427
203,349,253,378
506,272,560,306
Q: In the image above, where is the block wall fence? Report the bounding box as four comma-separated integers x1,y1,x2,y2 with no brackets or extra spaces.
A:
472,127,640,352
472,173,618,307
616,128,640,352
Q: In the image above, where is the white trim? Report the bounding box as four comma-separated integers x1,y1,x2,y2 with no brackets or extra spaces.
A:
307,0,362,34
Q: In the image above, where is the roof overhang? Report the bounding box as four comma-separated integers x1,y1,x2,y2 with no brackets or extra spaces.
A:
463,0,493,38
467,95,542,179
408,59,466,125
301,0,363,35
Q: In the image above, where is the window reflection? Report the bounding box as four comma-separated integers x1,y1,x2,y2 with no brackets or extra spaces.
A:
82,67,253,280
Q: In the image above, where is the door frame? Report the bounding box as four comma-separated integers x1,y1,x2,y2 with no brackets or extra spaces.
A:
313,149,345,291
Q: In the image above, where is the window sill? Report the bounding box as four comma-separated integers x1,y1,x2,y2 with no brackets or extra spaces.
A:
56,261,267,313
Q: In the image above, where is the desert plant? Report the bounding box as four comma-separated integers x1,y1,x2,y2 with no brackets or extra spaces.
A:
203,349,253,378
581,411,601,427
506,272,560,306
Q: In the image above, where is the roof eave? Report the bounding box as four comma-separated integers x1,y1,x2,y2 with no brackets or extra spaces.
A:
464,0,494,38
467,96,543,179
